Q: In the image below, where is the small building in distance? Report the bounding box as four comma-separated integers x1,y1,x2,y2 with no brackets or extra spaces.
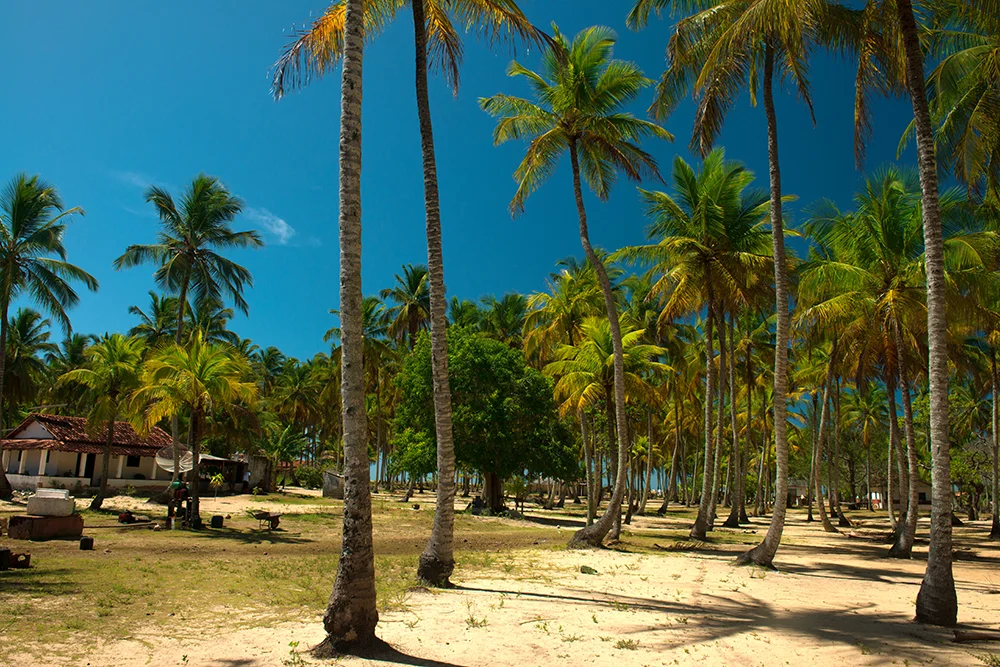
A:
0,413,172,492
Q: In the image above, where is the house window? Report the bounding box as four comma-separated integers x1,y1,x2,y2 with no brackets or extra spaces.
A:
126,455,141,468
918,492,928,503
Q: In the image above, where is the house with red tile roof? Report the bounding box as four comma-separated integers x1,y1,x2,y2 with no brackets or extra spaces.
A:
1,413,172,492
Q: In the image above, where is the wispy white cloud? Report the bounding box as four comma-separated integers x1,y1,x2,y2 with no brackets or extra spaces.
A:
245,207,298,246
112,170,160,190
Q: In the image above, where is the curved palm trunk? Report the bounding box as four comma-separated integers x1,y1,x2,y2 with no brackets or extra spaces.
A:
638,410,654,515
895,0,957,626
724,320,745,527
890,320,919,557
188,410,202,523
168,275,191,483
411,0,457,588
834,379,851,527
659,394,682,514
580,407,596,525
812,342,839,534
708,310,727,528
568,139,630,549
0,297,13,500
317,0,379,652
737,45,790,568
90,409,118,511
991,350,1000,540
886,368,905,531
807,389,818,522
690,295,716,539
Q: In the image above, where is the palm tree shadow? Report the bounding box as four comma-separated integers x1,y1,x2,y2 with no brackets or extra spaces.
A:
335,639,466,667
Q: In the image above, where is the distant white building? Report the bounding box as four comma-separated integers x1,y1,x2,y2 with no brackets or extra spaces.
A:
0,413,172,492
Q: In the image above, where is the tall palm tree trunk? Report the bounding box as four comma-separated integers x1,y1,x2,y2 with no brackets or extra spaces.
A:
411,0,457,588
708,309,727,528
317,0,379,652
991,350,1000,540
659,394,681,514
90,408,118,511
690,293,716,539
895,0,957,625
568,139,630,549
580,407,596,526
834,379,851,527
638,410,654,514
188,411,202,523
0,298,13,499
724,319,744,527
890,320,919,557
738,45,791,568
169,275,191,482
807,389,818,522
886,369,905,531
740,334,752,523
812,341,839,534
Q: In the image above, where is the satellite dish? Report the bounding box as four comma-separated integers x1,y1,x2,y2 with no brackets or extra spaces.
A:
155,445,194,474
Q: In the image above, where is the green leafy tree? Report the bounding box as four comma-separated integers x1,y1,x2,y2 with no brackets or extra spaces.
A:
396,328,580,514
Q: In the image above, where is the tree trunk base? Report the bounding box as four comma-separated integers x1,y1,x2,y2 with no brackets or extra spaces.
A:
838,513,853,528
312,635,386,660
417,552,455,587
568,525,606,549
90,495,105,511
989,516,1000,540
734,544,777,570
915,580,958,627
887,543,912,559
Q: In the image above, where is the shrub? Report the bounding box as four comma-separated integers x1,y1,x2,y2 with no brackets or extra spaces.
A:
295,465,324,490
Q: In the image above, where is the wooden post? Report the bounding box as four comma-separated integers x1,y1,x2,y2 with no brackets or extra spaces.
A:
77,454,87,477
39,450,49,476
116,455,125,479
150,458,158,481
17,450,26,474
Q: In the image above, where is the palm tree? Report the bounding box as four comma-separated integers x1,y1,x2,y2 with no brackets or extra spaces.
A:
523,259,603,367
127,291,177,347
260,423,308,491
188,296,240,346
613,149,771,539
59,334,144,510
4,309,59,423
629,0,855,568
273,0,544,587
46,333,94,414
132,332,256,521
480,293,527,347
481,25,672,547
921,3,1000,203
546,319,668,487
448,297,483,329
380,264,430,350
798,169,955,553
850,0,959,625
0,174,98,499
272,0,378,649
114,174,262,479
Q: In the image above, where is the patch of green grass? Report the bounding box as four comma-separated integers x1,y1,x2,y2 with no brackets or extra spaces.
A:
976,652,1000,667
615,639,639,650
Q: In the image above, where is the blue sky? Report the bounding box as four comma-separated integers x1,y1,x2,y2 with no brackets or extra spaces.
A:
0,1,915,360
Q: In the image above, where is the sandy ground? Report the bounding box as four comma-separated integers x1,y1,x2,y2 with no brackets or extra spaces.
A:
3,493,999,666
